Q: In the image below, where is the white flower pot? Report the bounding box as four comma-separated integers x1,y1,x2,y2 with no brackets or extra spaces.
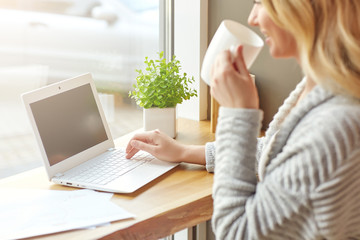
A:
143,107,176,138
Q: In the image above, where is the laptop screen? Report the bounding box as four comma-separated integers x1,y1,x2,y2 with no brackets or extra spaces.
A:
30,83,108,166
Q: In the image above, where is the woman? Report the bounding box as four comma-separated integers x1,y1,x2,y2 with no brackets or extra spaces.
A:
126,0,360,239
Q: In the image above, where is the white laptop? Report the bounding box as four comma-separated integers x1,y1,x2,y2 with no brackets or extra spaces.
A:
22,73,178,193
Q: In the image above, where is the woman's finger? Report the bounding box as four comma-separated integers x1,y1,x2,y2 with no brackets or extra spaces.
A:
125,146,140,159
125,132,153,153
233,45,250,75
131,140,156,154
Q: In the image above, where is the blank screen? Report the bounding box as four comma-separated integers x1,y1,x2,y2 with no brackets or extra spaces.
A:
30,83,108,166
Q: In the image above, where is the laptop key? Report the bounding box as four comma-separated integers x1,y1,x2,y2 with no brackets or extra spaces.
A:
65,151,150,185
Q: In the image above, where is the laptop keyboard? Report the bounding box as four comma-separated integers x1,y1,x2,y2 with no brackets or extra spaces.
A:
62,150,154,186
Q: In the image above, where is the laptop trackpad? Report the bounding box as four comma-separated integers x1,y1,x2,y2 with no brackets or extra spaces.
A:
107,159,178,193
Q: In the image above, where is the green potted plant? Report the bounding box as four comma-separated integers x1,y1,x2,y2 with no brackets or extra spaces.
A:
129,51,197,138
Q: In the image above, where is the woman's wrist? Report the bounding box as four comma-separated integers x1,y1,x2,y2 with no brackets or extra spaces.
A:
178,145,206,165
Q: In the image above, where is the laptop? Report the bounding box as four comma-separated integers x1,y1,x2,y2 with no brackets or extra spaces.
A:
22,73,178,193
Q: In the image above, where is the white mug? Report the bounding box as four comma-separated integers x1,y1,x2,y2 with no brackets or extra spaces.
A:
201,20,264,85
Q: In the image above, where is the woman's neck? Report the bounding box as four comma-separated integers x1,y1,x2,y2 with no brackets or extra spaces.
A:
297,76,317,104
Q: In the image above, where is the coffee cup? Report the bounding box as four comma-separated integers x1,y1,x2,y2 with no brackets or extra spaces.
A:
201,20,264,85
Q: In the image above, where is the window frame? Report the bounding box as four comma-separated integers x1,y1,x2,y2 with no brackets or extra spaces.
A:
160,0,209,121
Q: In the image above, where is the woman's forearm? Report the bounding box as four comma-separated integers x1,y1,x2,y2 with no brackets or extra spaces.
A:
179,145,206,165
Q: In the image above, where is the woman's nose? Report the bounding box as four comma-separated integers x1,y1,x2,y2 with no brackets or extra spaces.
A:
247,6,258,26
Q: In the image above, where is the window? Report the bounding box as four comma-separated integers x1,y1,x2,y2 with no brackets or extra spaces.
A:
0,0,160,178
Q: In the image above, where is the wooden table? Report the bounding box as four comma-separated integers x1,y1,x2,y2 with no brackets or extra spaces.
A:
0,119,215,240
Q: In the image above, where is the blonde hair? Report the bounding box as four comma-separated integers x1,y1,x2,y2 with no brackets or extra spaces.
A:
262,0,360,98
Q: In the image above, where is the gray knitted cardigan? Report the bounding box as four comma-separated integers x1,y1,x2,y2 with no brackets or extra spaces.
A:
205,78,360,239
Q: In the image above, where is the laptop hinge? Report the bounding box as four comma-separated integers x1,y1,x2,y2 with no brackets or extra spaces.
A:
54,173,64,177
107,148,115,152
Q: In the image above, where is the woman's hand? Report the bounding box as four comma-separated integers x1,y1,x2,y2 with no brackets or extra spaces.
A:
126,130,206,165
210,45,259,109
125,129,186,162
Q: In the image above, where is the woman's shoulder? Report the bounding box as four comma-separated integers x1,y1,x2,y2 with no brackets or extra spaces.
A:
280,88,360,150
297,91,360,126
308,94,360,128
283,92,360,159
288,93,360,168
327,93,360,109
266,94,360,191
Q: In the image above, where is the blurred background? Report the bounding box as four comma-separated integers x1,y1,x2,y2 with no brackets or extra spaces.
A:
0,0,160,178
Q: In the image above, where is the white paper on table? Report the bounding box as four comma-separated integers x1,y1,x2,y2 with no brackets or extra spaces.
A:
0,189,135,240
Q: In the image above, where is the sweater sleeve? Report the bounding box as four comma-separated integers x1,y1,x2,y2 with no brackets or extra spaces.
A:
204,134,265,174
205,142,215,172
213,107,264,239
